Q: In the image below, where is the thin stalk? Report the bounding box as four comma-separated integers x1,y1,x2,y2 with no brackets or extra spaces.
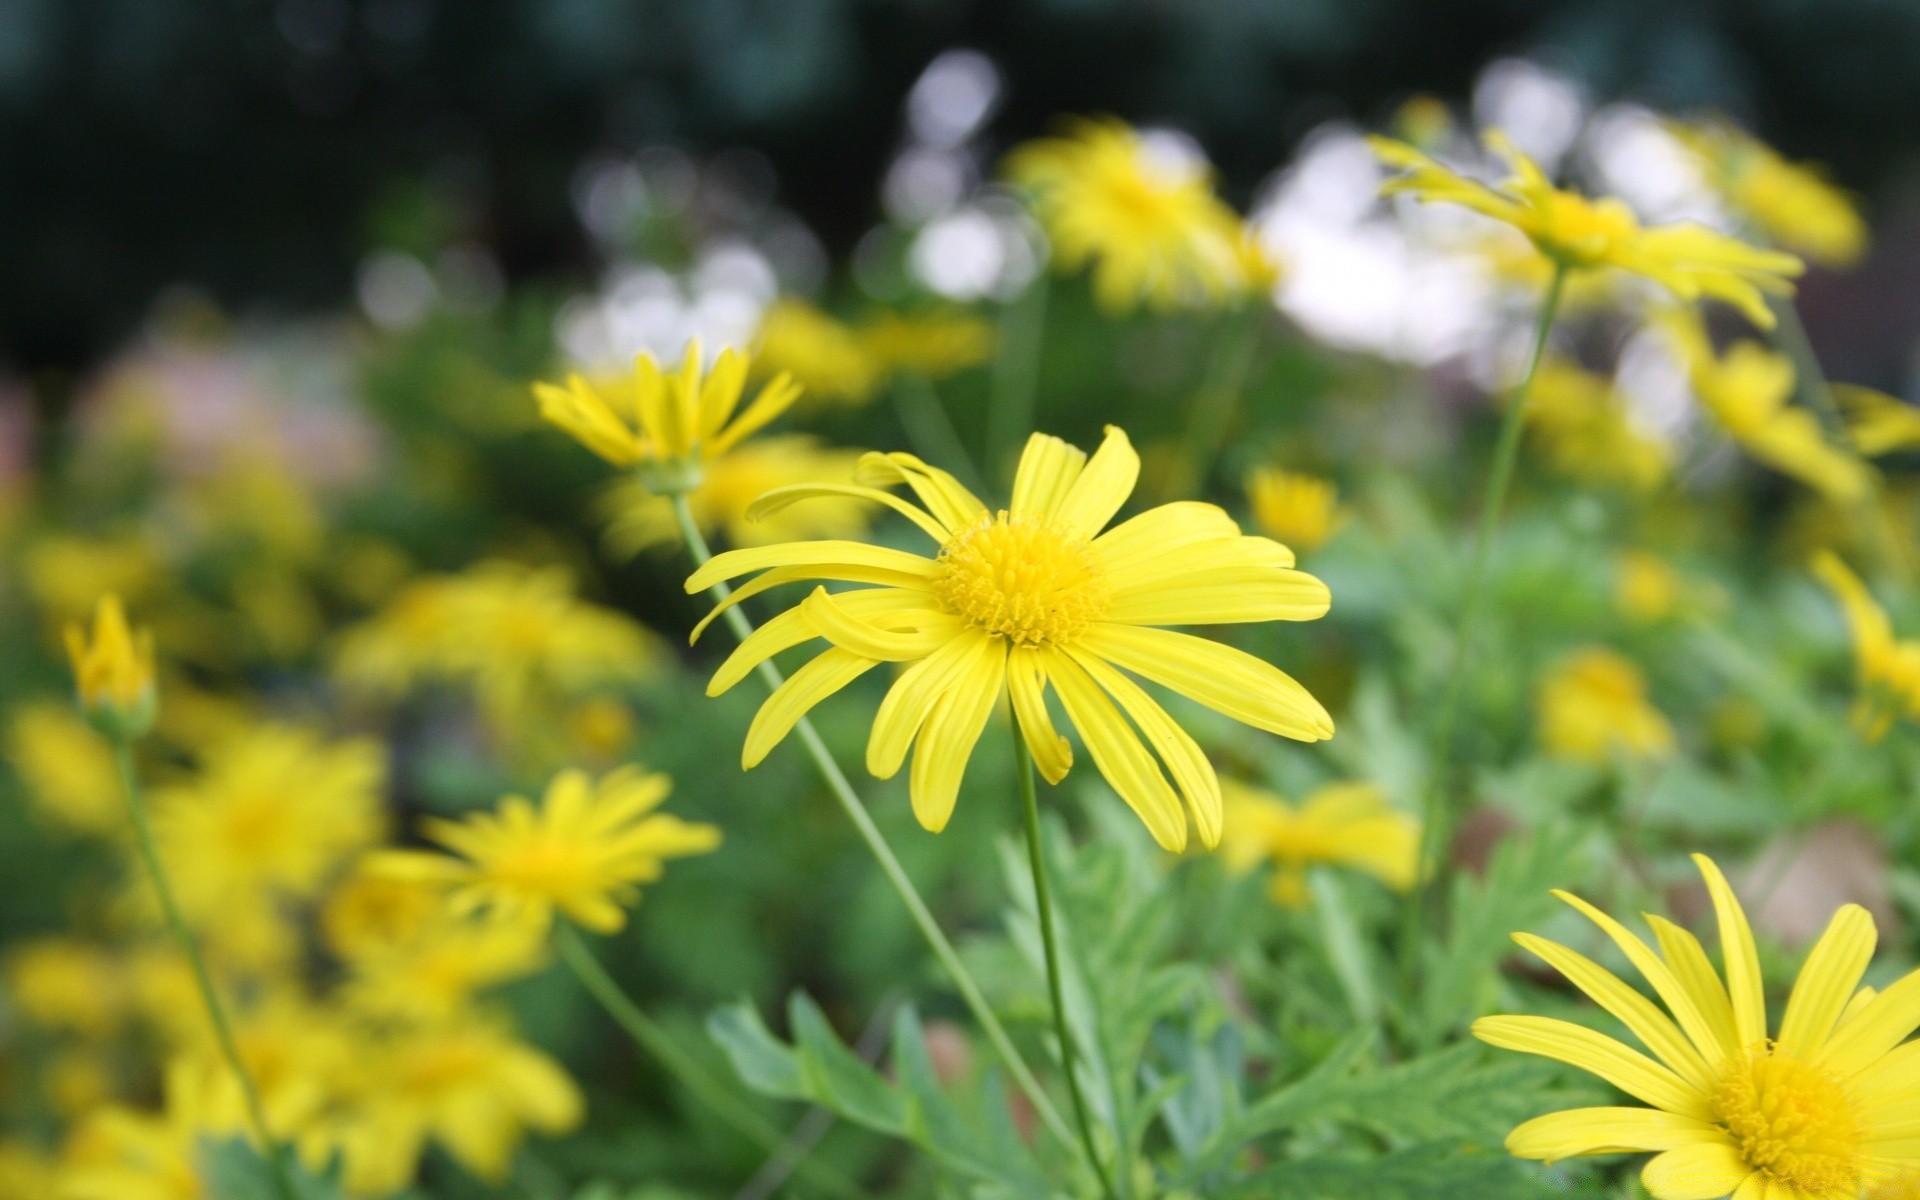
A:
553,924,863,1200
986,273,1050,489
1012,730,1120,1200
1164,303,1263,499
113,741,299,1200
1400,263,1569,967
891,372,987,496
669,494,1077,1152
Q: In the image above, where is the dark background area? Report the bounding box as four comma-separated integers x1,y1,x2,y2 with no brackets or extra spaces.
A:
10,0,1920,374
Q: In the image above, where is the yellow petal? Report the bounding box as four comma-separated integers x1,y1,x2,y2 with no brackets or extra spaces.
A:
686,541,935,594
1554,892,1736,1067
691,564,932,644
747,483,951,543
1007,646,1073,784
1513,933,1715,1092
1639,1141,1755,1200
1009,432,1087,520
907,641,1005,832
1052,426,1139,538
707,373,803,458
1104,568,1331,625
709,589,928,694
1694,854,1769,1051
1777,903,1877,1058
743,648,879,768
1471,1015,1711,1119
1076,624,1333,742
695,345,749,440
1506,1107,1727,1163
800,588,955,661
1818,966,1920,1078
853,452,987,531
1044,648,1187,851
867,630,991,779
1067,647,1222,847
1646,915,1743,1063
1092,502,1261,578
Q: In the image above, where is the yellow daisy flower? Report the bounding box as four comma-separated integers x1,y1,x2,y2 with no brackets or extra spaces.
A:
532,340,801,489
1477,853,1920,1199
5,939,127,1038
326,872,546,1021
600,435,869,556
1370,130,1804,328
1673,119,1868,269
1811,551,1920,741
60,1061,215,1200
373,766,721,935
1837,386,1920,458
686,425,1333,851
1525,359,1672,493
64,594,156,735
1537,647,1676,763
1215,779,1418,908
752,299,883,408
5,701,123,836
1245,467,1347,555
1006,117,1267,313
1661,309,1874,503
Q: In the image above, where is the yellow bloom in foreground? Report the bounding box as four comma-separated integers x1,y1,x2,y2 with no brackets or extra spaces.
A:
601,435,868,556
1245,467,1346,555
1812,551,1920,741
1216,780,1417,908
533,340,801,483
1007,117,1265,313
1371,131,1803,327
1838,386,1920,458
64,594,156,734
5,702,122,835
1537,647,1676,763
1525,359,1673,493
374,767,721,935
1674,119,1867,269
753,300,882,407
1478,853,1920,1199
687,425,1333,850
1663,309,1874,503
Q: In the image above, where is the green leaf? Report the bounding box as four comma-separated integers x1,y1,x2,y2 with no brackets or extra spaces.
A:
788,993,907,1134
706,1001,808,1100
1216,1143,1608,1198
199,1138,341,1200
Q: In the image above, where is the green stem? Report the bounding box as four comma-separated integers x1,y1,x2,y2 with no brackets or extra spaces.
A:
113,741,299,1200
1400,262,1569,970
891,372,987,496
1012,729,1122,1200
553,924,862,1200
987,273,1050,488
1165,303,1263,499
668,494,1078,1153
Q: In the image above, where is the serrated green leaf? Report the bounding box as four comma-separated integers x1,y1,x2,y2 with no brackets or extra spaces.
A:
706,1001,808,1099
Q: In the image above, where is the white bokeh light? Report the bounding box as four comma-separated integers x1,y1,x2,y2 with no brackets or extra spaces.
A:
906,49,1002,149
1473,58,1587,172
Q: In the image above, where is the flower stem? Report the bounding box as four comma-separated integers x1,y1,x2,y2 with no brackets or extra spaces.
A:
987,273,1050,489
1011,727,1122,1200
891,371,987,496
1401,262,1569,969
552,924,863,1200
1165,302,1263,499
668,494,1078,1153
112,740,299,1200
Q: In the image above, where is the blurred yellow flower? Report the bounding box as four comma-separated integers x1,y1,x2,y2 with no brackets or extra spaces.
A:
1216,780,1418,908
1537,647,1675,762
1007,117,1266,313
689,425,1333,850
561,695,636,761
184,451,326,566
60,1060,215,1200
327,875,546,1021
753,299,882,407
533,340,801,488
600,435,869,556
333,561,663,732
327,1014,582,1195
1371,130,1803,327
1524,359,1672,493
857,309,997,379
0,1140,55,1200
1478,853,1920,1199
23,533,162,625
65,594,156,735
1838,385,1920,457
1663,308,1874,503
1245,467,1346,554
1812,550,1920,741
1616,550,1685,625
154,724,385,925
373,766,720,935
5,939,127,1037
6,702,122,835
1673,118,1867,268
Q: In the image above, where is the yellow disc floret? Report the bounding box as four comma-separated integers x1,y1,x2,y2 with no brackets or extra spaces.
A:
1712,1046,1862,1197
932,511,1109,647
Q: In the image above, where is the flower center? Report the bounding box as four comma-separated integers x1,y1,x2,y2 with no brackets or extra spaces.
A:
932,512,1109,647
1537,192,1637,266
1712,1046,1862,1197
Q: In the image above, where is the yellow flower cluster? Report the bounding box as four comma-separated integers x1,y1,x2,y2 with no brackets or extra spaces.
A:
1673,118,1868,268
1216,780,1419,908
1245,467,1347,555
1813,551,1920,740
1371,130,1803,327
1524,359,1672,493
1536,647,1676,763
